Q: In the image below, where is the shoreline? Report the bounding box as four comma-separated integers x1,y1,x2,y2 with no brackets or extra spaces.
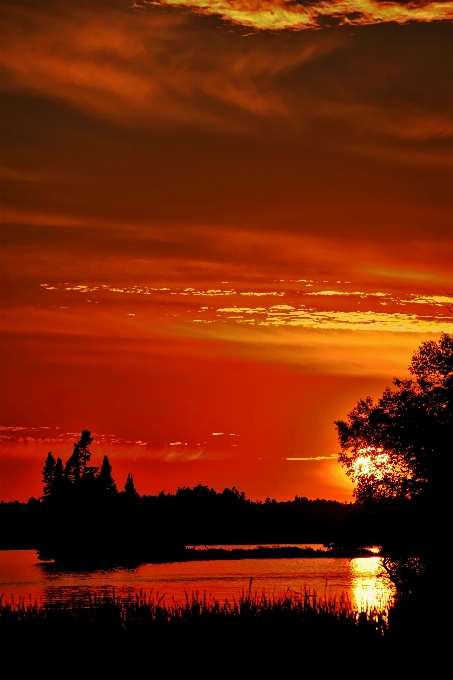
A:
30,544,378,570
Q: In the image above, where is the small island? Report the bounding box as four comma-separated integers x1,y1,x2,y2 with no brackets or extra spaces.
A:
1,429,378,566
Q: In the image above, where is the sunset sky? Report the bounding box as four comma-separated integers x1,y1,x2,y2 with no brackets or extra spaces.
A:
1,0,452,503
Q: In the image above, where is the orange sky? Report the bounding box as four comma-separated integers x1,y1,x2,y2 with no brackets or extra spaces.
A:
0,0,452,502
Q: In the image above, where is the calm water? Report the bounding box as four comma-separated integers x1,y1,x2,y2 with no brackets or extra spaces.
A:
0,548,395,610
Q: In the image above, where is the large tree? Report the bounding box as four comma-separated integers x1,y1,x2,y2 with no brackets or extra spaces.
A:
98,456,117,495
336,332,452,504
42,452,65,499
123,473,139,498
335,332,452,592
42,452,56,498
64,430,94,483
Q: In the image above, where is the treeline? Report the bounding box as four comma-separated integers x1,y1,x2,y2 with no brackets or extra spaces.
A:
0,486,354,557
0,431,358,561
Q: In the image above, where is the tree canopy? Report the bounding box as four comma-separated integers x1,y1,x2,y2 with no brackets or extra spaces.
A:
335,332,452,506
335,332,452,593
64,430,94,484
41,431,119,501
124,473,139,498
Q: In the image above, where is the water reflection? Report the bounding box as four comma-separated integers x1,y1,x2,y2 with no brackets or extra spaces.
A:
351,556,395,610
1,550,395,612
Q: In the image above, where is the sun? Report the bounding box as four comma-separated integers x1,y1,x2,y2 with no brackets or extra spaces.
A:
351,447,390,480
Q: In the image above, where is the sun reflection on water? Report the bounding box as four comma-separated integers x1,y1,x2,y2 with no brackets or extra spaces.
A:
351,556,395,611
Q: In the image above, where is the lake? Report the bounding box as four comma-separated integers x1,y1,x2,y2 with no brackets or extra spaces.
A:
0,547,395,611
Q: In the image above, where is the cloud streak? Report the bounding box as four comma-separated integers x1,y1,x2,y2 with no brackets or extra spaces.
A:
287,455,338,460
0,2,338,128
143,0,453,31
39,281,451,333
1,1,451,504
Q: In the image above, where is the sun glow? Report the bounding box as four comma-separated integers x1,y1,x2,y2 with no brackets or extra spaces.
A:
352,448,389,479
346,445,416,500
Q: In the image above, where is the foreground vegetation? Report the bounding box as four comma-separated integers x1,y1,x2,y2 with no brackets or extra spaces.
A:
0,586,387,635
0,587,429,672
0,588,385,665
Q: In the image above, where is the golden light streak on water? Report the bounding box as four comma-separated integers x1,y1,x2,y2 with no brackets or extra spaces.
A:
351,556,395,611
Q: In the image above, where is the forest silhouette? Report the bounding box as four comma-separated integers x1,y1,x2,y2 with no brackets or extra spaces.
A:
1,431,358,563
2,333,450,583
1,334,450,672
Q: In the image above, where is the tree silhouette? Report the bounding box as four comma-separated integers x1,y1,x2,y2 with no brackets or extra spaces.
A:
42,432,115,503
124,473,139,497
335,332,452,504
335,332,452,593
64,430,94,483
78,430,94,476
31,430,360,563
42,452,56,498
52,457,65,497
98,456,117,494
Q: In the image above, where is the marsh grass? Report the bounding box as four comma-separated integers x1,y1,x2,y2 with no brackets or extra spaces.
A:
2,584,431,675
0,579,388,637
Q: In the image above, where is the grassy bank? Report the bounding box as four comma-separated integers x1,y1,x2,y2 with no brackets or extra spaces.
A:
0,585,387,635
1,586,436,675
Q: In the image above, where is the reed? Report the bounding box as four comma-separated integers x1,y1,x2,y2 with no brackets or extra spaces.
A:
0,581,388,637
3,586,431,675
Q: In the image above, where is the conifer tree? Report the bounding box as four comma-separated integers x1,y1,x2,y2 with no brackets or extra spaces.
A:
78,430,93,476
64,430,93,483
53,457,65,497
64,445,81,484
98,456,117,494
124,473,139,497
42,452,56,498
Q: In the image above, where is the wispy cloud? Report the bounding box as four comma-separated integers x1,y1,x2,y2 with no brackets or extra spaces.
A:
40,281,452,333
0,3,337,128
142,0,453,31
0,426,34,432
0,427,236,464
1,0,451,163
287,455,338,460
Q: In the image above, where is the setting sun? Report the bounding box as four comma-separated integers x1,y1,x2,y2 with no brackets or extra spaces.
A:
0,2,450,667
352,449,388,479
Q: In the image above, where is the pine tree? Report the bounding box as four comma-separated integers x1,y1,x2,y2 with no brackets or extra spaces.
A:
42,452,56,498
64,444,81,484
64,430,94,483
78,430,93,477
98,456,117,494
124,473,139,497
53,457,65,497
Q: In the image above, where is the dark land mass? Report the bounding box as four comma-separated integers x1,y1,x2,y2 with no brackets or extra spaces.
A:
33,545,377,571
182,545,376,560
0,430,431,573
0,484,354,549
1,481,410,566
0,589,435,676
